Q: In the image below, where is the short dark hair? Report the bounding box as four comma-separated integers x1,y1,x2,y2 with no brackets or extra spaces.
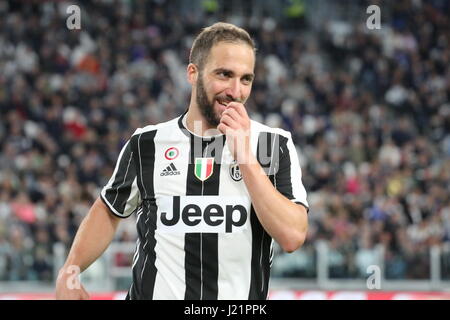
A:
189,22,256,70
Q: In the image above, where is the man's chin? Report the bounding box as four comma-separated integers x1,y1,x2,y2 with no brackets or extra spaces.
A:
207,107,223,127
207,117,220,128
198,101,222,128
201,110,220,128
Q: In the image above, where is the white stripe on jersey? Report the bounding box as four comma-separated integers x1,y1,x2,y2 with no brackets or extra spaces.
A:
132,238,140,270
137,133,148,200
216,142,253,300
111,151,134,207
152,121,189,300
123,177,140,217
131,207,143,279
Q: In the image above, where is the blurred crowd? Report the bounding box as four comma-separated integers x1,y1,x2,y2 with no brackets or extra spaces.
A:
0,0,449,282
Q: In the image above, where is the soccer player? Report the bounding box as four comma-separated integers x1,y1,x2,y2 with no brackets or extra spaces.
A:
55,22,309,300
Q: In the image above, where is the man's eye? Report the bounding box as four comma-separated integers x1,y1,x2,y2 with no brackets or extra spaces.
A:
218,72,230,78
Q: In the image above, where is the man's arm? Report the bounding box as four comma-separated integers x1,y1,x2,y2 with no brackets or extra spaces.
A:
218,102,308,253
238,159,308,253
55,197,121,299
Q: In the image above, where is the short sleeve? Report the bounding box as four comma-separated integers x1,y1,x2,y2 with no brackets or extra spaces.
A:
274,133,309,212
100,139,141,218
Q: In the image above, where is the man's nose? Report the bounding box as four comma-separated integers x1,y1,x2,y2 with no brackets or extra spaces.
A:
224,79,242,102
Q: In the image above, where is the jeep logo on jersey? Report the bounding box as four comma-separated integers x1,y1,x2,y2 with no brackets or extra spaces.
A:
156,196,251,233
194,157,214,181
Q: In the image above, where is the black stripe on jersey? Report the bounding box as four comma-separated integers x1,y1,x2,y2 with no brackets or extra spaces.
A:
184,134,225,300
129,130,158,300
248,206,272,300
260,132,307,210
102,141,136,217
184,233,202,299
273,134,294,200
248,206,264,300
278,136,310,212
201,135,225,300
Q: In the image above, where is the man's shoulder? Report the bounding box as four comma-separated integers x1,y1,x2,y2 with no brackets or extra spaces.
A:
131,116,181,137
250,119,292,139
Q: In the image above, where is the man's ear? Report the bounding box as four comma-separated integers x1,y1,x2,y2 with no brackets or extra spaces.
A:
187,63,198,85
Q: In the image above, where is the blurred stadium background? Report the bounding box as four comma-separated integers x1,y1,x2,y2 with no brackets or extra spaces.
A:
0,0,449,300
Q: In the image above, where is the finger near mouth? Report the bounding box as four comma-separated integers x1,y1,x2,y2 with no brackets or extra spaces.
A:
215,99,228,114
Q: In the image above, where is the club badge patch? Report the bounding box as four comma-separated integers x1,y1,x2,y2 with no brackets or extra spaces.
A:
229,161,242,181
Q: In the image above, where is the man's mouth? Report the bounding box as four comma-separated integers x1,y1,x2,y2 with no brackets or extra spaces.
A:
216,99,229,107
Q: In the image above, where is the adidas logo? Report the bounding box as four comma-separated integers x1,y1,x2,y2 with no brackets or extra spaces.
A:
160,163,181,176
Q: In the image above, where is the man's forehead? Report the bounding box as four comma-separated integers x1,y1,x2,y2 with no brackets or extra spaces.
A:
205,42,255,72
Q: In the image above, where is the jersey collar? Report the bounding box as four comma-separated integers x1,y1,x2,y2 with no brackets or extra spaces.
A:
177,109,224,140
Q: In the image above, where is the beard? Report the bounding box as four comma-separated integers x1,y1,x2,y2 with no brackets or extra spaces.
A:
196,75,220,127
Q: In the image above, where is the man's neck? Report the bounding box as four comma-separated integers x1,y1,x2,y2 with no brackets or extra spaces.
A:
185,107,221,137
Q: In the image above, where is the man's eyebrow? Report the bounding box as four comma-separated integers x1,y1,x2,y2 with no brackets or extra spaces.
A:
213,68,233,75
213,68,255,79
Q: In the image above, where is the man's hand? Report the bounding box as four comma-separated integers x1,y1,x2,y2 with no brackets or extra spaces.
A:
54,198,121,300
217,102,253,164
55,265,90,300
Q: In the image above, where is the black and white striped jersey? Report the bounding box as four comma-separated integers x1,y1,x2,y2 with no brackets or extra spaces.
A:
100,112,309,300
